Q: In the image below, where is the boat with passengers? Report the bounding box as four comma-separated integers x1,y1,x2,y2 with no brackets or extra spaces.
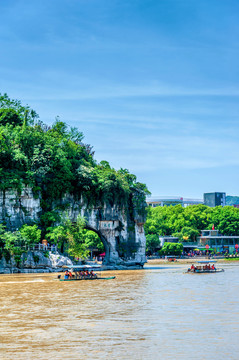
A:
58,264,116,281
186,260,224,274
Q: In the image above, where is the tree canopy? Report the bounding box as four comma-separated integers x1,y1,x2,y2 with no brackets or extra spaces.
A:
0,93,149,260
0,93,149,212
145,204,239,244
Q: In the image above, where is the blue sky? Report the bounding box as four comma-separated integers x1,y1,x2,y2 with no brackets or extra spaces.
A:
1,0,239,198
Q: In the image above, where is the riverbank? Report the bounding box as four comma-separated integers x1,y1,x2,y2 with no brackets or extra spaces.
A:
0,251,73,274
146,257,238,265
1,254,237,274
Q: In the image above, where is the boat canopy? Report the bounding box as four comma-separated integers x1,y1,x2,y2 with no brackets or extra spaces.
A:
62,264,102,270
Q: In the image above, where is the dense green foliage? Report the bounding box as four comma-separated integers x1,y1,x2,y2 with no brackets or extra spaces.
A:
0,218,104,263
210,206,239,235
145,234,161,254
83,230,104,252
0,93,149,212
145,204,239,253
0,94,149,260
145,204,211,240
0,224,32,265
45,213,103,256
19,225,41,245
145,204,239,238
160,242,183,256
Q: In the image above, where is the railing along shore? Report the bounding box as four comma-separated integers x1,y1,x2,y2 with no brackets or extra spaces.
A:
22,244,58,253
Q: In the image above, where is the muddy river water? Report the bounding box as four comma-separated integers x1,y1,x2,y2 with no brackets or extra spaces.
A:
0,263,239,360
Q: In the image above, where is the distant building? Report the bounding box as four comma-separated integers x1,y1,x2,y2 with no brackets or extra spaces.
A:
203,192,226,207
159,236,179,247
199,229,239,254
147,192,227,208
159,229,239,254
146,196,203,208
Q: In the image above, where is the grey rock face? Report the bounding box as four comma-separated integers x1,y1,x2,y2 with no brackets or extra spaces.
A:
22,251,52,269
0,251,73,274
49,253,73,268
0,188,147,269
0,188,41,230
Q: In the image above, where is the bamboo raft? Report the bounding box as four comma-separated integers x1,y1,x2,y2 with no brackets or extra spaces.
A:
59,264,116,281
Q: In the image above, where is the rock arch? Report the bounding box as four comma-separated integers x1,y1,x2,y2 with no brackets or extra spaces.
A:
67,195,147,268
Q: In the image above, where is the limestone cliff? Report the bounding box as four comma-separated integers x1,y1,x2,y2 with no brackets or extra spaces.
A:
0,188,146,268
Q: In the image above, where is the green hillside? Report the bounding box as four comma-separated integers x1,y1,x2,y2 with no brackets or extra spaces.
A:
0,93,150,260
0,93,149,213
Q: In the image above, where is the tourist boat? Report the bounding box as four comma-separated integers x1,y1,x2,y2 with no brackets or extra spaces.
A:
186,260,224,274
58,264,116,281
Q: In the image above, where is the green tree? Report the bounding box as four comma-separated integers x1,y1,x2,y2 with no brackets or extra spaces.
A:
183,204,212,230
145,204,213,238
4,231,26,267
160,242,183,256
65,215,89,259
20,225,41,245
0,92,38,125
46,214,90,258
0,93,149,258
172,226,199,242
0,108,23,126
83,230,104,252
45,225,68,253
211,206,239,235
144,205,184,236
146,234,160,254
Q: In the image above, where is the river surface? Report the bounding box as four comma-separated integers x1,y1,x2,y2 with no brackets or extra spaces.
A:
0,263,239,360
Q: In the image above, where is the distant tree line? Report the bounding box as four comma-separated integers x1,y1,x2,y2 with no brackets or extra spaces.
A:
145,204,239,254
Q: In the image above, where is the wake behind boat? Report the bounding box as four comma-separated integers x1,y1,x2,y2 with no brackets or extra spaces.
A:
58,264,116,281
186,260,224,274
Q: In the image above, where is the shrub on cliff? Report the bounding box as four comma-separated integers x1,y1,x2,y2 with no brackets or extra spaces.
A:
20,225,41,245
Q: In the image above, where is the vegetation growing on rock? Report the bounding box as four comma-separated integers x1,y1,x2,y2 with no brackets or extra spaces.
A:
0,93,149,260
0,93,149,208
